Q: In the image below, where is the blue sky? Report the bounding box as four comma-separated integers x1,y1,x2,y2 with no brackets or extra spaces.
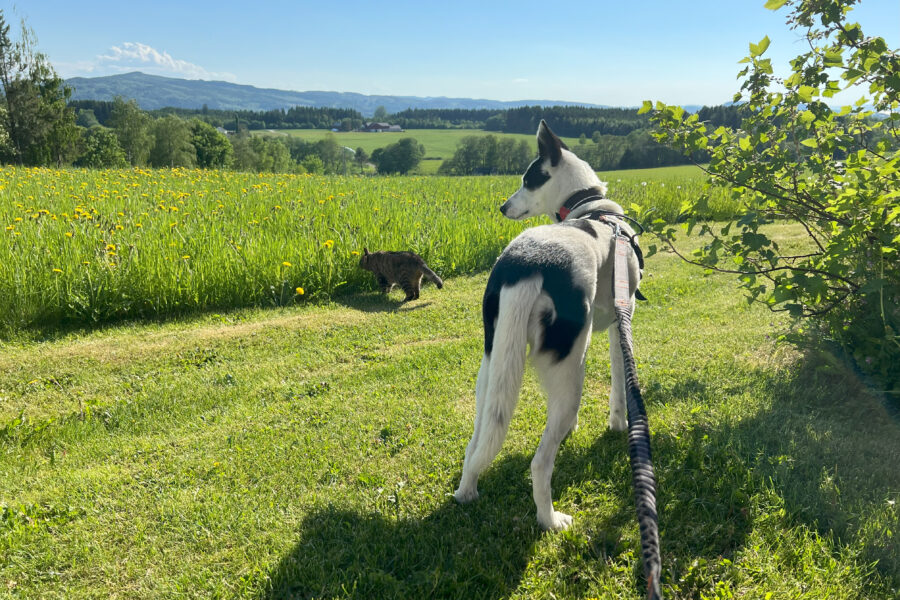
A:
8,0,900,106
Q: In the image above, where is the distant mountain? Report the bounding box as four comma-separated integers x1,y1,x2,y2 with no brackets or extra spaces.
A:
66,72,609,116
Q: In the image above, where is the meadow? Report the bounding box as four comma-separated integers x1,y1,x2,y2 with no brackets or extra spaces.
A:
1,224,897,599
1,165,898,598
0,165,735,335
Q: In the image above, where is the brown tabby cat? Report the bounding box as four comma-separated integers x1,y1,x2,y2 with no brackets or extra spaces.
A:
358,248,444,302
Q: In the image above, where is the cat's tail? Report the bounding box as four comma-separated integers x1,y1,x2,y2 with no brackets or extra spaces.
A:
422,264,444,289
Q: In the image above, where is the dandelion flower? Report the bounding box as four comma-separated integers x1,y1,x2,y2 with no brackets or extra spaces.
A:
323,239,334,249
296,287,305,295
65,232,73,238
282,261,292,267
52,268,63,273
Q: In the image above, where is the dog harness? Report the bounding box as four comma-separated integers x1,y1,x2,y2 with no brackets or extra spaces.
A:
559,187,662,598
558,187,647,300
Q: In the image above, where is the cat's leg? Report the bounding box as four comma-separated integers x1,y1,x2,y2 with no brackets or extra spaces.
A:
376,274,391,295
400,275,420,302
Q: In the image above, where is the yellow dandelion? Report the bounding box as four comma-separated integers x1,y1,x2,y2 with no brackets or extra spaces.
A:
351,250,360,256
323,239,334,249
182,255,190,260
106,243,116,251
135,223,142,228
282,261,292,267
52,268,63,273
65,232,73,238
296,287,305,295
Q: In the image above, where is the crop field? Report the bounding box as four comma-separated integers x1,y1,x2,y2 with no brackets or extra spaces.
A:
0,165,734,335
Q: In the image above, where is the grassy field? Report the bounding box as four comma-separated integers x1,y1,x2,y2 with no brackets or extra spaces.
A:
1,223,897,599
0,166,735,335
255,129,581,175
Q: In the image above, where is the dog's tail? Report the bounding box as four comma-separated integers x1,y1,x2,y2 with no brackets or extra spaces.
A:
421,264,443,289
469,279,541,470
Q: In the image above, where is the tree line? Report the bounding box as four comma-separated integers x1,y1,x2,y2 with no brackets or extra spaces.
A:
1,8,738,175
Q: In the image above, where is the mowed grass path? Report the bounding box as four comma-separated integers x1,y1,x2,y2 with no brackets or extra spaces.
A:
1,224,897,599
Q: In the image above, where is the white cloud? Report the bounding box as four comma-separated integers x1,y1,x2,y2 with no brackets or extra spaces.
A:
61,42,237,82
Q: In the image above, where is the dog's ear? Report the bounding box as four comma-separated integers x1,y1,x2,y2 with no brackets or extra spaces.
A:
363,247,370,255
537,120,565,166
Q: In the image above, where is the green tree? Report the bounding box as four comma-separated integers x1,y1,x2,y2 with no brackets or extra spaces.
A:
230,133,293,173
645,0,900,387
148,115,195,168
439,135,531,175
0,10,78,166
76,109,100,128
108,96,152,166
190,119,232,168
75,126,128,168
354,146,369,171
371,137,424,174
373,105,389,121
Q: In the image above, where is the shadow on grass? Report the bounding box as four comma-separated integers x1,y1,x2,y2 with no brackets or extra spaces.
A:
263,352,900,599
646,355,900,595
263,454,544,599
334,292,433,314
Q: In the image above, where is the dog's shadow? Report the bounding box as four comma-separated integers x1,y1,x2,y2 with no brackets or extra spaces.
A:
261,434,641,600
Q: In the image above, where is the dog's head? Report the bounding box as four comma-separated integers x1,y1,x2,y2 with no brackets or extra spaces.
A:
500,120,606,220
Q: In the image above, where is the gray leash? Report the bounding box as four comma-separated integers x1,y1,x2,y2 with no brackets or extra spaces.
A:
612,222,663,600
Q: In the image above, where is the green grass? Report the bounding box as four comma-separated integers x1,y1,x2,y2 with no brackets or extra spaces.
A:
1,223,897,599
0,166,733,334
257,129,581,174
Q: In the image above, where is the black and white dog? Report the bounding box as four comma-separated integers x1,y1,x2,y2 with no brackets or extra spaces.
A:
454,120,643,531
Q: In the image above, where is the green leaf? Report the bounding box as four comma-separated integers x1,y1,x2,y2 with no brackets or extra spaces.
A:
799,110,816,123
750,36,771,58
638,100,653,115
764,0,787,9
797,86,815,102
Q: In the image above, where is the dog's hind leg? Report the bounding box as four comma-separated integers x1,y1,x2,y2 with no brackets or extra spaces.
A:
454,357,519,503
455,282,536,504
464,354,491,464
531,328,591,531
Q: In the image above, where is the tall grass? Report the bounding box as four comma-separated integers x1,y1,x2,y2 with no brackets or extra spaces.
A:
0,166,735,332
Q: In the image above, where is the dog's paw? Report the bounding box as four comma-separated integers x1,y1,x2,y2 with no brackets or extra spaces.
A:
453,487,479,504
539,510,573,531
609,413,627,432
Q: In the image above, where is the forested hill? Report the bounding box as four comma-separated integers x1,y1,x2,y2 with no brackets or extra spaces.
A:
65,71,608,115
